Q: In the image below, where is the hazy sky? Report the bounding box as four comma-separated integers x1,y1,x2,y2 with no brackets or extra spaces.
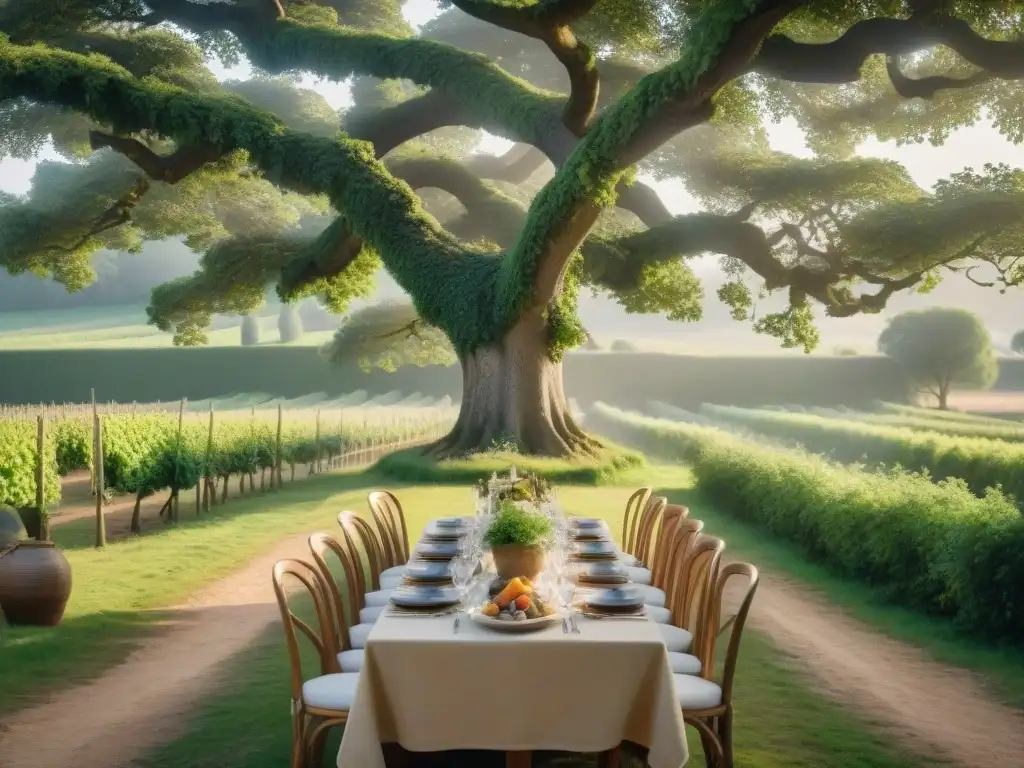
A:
3,2,1023,205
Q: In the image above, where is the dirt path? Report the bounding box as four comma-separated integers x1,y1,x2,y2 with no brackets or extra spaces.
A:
0,533,315,768
750,571,1024,767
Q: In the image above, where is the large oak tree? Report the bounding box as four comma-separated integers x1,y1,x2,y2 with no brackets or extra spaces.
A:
2,0,1024,457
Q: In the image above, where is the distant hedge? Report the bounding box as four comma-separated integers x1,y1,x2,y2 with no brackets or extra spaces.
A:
586,403,1024,644
0,348,918,409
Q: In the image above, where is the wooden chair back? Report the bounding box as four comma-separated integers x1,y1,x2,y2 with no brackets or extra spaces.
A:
271,558,341,705
368,490,409,567
697,562,760,690
622,487,652,556
671,534,725,641
634,495,667,566
659,518,704,623
308,531,360,651
649,504,689,589
337,510,385,592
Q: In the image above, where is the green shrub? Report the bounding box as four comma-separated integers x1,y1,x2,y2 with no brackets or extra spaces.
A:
586,402,1024,643
700,404,1024,507
483,500,554,548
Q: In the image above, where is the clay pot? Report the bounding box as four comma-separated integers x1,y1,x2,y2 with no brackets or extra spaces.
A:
0,540,73,626
491,544,545,581
0,505,28,548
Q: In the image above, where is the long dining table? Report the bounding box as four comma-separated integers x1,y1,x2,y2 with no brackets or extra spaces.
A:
336,510,689,768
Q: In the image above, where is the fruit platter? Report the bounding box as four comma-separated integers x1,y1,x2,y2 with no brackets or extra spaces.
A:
471,576,562,632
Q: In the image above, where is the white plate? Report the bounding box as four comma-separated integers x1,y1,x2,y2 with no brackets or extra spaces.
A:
470,612,562,633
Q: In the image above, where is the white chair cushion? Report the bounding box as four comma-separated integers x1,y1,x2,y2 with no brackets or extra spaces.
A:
668,652,702,675
364,589,394,606
645,604,672,624
337,649,365,673
674,674,723,710
360,604,386,623
658,623,693,653
618,552,641,567
625,566,652,585
302,673,360,710
349,622,374,649
634,584,666,608
380,574,405,589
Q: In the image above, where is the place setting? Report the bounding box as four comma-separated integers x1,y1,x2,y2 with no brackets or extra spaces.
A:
575,585,648,621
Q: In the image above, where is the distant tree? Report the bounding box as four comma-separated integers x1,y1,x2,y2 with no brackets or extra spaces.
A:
610,339,638,353
582,333,601,351
240,315,260,347
1011,330,1024,355
834,346,858,357
322,300,456,373
878,309,997,410
278,304,304,343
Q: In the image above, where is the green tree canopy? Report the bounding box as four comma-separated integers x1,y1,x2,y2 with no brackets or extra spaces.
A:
3,0,1024,454
878,307,998,409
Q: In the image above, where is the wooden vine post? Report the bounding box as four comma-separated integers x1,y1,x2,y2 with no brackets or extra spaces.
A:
89,388,97,497
34,413,49,541
94,414,106,548
274,404,283,488
314,409,321,475
202,403,215,512
171,397,185,523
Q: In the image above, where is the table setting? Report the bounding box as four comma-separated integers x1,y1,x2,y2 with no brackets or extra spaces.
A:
336,469,688,768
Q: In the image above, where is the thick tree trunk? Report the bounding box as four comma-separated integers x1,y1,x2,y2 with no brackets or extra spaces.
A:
426,313,601,459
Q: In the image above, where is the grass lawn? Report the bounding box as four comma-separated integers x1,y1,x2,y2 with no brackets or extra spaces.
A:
137,467,927,768
657,477,1024,710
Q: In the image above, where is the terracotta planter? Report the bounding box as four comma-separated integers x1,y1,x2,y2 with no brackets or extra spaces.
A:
491,544,545,581
0,540,73,626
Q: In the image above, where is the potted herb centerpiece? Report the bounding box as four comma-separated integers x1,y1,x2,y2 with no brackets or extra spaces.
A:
484,498,554,580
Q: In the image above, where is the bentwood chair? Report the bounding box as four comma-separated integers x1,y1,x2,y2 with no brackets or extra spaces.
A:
677,562,760,768
658,533,725,669
307,531,372,671
644,518,704,624
271,558,359,768
336,510,399,616
632,495,668,569
618,487,652,565
627,502,688,591
367,490,410,578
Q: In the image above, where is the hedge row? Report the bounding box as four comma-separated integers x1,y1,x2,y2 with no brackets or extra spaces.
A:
699,404,1024,506
586,402,1024,643
872,401,1020,427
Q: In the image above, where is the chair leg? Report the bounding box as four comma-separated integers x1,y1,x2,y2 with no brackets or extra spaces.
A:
291,713,307,768
597,745,622,768
718,709,734,768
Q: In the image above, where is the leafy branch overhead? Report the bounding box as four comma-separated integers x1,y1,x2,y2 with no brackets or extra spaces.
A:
2,0,1024,361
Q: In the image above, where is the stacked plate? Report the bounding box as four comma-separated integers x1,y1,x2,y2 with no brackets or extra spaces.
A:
389,584,461,613
581,586,646,617
403,560,453,585
422,519,467,541
414,539,461,561
570,540,617,561
575,560,629,585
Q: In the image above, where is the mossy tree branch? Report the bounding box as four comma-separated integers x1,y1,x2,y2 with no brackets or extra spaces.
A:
507,0,803,316
447,0,600,134
752,12,1024,90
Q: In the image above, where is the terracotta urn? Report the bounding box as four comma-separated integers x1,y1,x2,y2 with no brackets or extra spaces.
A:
0,540,73,626
491,544,546,581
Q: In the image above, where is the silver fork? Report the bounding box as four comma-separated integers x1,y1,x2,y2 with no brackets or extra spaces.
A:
453,612,461,634
569,609,580,634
